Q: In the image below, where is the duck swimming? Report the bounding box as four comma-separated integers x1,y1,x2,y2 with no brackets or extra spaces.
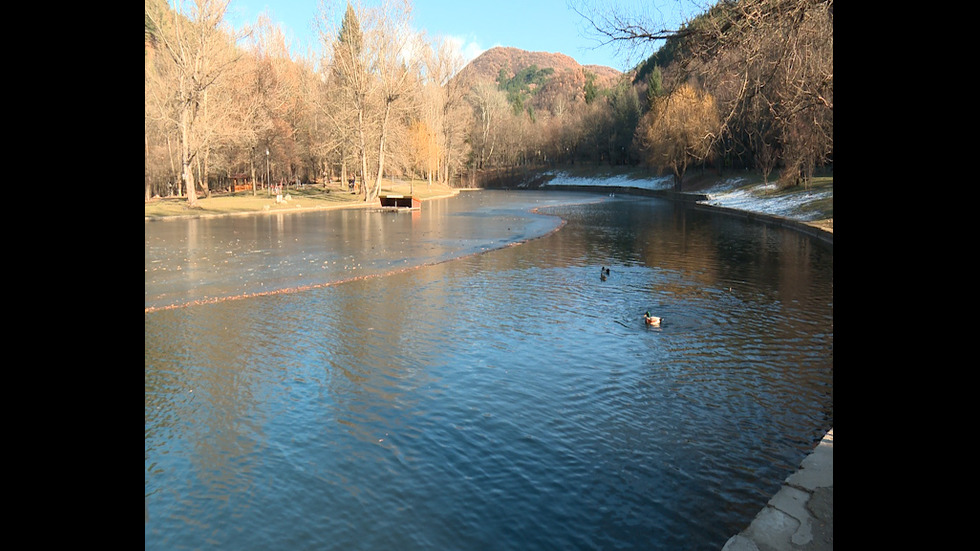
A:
643,311,663,327
600,266,609,281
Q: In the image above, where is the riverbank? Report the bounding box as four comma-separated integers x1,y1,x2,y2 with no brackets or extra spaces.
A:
144,180,461,220
532,167,833,234
723,429,833,551
145,170,832,235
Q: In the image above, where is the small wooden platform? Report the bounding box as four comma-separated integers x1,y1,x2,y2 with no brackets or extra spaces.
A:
378,195,421,211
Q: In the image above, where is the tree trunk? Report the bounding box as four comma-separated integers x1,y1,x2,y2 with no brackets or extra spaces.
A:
181,106,198,206
250,155,256,197
372,102,393,201
443,141,451,185
341,159,347,192
358,109,369,202
145,133,152,201
166,134,180,197
672,160,686,192
201,147,212,198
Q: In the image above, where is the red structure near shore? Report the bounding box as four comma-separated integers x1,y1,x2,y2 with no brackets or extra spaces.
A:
378,195,421,211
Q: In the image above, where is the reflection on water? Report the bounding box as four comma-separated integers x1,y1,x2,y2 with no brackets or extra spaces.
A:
145,192,572,311
145,191,832,550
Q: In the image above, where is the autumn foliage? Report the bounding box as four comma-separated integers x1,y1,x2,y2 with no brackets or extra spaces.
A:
145,0,832,202
639,84,720,189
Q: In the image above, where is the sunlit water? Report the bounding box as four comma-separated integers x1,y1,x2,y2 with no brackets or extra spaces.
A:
145,190,833,550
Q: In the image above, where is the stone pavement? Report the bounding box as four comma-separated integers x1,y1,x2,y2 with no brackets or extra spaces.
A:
722,429,833,551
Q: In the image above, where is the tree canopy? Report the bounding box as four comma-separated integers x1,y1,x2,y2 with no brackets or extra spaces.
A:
145,0,833,201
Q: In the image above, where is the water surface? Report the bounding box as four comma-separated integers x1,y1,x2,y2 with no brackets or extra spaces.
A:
145,190,833,550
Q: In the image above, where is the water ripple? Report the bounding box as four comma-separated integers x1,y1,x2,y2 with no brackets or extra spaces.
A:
146,191,832,550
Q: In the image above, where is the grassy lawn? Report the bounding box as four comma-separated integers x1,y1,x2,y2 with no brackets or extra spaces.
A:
145,180,459,219
786,176,833,221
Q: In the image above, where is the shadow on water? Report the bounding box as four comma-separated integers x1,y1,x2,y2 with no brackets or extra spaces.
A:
146,190,832,550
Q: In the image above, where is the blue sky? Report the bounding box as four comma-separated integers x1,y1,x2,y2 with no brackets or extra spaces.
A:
225,0,695,71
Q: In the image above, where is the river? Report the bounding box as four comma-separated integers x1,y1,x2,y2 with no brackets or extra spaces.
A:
145,189,833,550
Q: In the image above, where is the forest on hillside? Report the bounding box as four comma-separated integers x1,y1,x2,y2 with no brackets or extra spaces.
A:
144,0,833,204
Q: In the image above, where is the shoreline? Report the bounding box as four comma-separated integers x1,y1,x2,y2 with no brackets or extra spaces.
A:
146,184,832,238
145,183,462,222
723,429,833,550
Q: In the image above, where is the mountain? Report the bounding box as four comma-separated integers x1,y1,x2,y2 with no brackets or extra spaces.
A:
462,46,620,85
457,46,623,110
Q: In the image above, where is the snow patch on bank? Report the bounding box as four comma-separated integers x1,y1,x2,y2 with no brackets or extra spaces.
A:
542,171,830,222
702,179,832,221
542,171,675,190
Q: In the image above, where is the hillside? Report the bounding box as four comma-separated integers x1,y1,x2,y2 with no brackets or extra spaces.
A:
456,46,623,110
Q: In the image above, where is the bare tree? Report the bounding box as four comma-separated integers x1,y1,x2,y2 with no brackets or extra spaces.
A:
145,0,185,199
570,0,705,68
312,3,350,189
412,39,447,187
685,0,833,185
146,23,178,200
253,19,307,191
358,0,421,200
639,83,719,189
325,2,372,198
224,34,268,195
144,0,245,207
407,54,441,187
432,37,473,185
468,80,509,170
577,0,832,184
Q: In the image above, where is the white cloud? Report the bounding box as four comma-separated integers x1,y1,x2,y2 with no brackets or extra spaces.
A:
444,35,485,64
461,41,486,64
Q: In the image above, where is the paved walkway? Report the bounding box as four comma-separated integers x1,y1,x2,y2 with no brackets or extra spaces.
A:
723,429,833,551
